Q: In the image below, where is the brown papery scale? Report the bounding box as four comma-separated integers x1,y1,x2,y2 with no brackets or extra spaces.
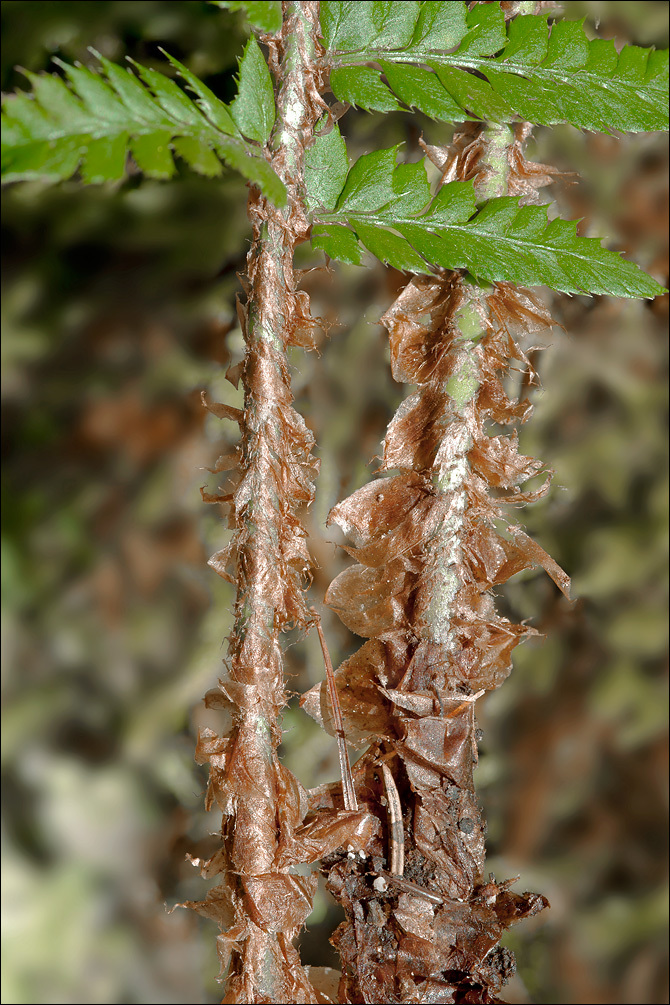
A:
183,6,375,1003
302,122,570,1004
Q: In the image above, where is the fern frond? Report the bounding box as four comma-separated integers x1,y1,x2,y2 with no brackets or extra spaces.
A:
209,0,283,34
322,1,669,133
1,49,286,204
310,145,666,298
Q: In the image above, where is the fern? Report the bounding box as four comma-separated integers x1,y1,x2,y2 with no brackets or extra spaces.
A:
209,0,284,34
1,43,286,204
308,137,666,297
1,2,667,1003
324,1,669,133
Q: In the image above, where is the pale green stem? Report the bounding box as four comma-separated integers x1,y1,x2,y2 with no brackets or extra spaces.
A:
425,122,512,645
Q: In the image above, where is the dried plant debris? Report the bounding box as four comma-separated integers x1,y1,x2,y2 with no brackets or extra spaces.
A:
190,220,326,1004
302,274,566,1003
183,7,339,1003
191,16,572,1005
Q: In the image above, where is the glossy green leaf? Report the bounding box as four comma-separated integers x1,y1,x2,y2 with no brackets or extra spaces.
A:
368,2,418,50
21,71,91,132
617,44,651,82
161,51,239,136
330,66,401,111
380,61,467,120
312,223,363,265
426,180,477,224
210,1,282,34
391,159,431,214
321,0,468,54
130,60,208,127
433,65,514,122
323,4,669,133
454,2,507,58
81,132,127,183
542,18,589,69
92,53,172,125
129,132,175,179
335,145,398,213
215,138,287,206
54,59,128,125
411,1,468,50
1,53,284,202
314,150,667,298
1,92,56,142
354,219,427,272
172,136,223,177
499,13,549,66
304,122,349,211
1,136,85,183
229,37,275,143
321,2,379,52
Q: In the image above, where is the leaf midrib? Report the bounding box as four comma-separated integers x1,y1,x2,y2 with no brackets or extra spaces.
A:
328,50,666,98
319,208,614,266
0,113,233,148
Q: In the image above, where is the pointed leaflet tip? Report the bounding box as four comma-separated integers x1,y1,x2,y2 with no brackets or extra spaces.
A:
230,37,275,143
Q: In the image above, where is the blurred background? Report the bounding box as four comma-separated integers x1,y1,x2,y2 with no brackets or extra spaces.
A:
1,2,667,1003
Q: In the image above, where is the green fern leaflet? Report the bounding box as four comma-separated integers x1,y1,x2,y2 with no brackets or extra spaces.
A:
1,45,285,204
323,1,669,132
308,142,666,298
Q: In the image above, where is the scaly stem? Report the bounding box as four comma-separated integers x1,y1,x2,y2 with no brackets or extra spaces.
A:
315,114,556,1002
202,5,325,1002
423,121,513,647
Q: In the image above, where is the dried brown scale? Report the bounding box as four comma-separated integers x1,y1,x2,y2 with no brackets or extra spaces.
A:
187,9,573,998
183,5,340,1003
423,122,567,207
305,126,571,1000
304,278,559,1002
